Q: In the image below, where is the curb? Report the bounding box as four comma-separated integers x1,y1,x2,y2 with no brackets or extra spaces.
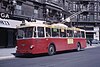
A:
86,45,100,49
0,55,15,60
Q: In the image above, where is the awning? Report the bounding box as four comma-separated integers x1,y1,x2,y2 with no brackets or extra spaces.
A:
0,18,22,29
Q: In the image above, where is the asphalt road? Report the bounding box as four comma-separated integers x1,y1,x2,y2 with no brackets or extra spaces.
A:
0,47,100,67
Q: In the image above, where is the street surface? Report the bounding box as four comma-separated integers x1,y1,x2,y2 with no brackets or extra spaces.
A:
0,47,100,67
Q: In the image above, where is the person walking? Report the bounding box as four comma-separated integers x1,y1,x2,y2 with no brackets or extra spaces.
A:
89,39,92,46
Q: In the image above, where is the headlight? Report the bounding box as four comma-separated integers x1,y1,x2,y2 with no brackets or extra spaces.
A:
30,45,34,49
15,46,18,49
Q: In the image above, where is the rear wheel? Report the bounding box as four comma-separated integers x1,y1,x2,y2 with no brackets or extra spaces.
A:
48,45,56,56
77,43,81,51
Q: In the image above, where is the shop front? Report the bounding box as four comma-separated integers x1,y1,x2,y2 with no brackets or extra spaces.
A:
0,18,21,48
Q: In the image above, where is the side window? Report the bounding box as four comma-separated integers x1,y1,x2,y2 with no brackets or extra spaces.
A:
46,27,51,37
17,29,25,38
52,28,59,37
25,27,33,38
67,30,73,37
74,31,81,38
60,29,66,37
81,31,85,38
38,27,45,37
74,31,77,37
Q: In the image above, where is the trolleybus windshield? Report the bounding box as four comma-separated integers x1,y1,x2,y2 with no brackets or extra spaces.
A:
17,27,36,39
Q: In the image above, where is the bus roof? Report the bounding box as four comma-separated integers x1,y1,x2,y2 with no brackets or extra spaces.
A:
17,21,85,31
49,23,68,29
17,22,48,28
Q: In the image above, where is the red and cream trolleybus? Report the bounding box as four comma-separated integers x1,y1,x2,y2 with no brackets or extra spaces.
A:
16,21,86,55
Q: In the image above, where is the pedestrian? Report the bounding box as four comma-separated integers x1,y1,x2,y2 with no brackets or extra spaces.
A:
90,39,92,46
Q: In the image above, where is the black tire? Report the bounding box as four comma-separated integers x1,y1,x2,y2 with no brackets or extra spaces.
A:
77,43,81,51
48,45,56,56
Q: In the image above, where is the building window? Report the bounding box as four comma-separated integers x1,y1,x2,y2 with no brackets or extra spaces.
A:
1,1,8,9
94,13,97,20
87,14,90,21
90,3,94,11
34,6,38,19
14,5,22,15
90,13,94,21
80,14,83,21
83,15,87,21
73,2,76,11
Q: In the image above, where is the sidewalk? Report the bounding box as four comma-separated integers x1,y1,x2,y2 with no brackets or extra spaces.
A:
0,44,100,60
0,48,16,60
86,43,100,49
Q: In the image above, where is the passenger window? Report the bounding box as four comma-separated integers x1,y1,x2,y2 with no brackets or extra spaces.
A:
46,27,51,37
74,31,81,38
52,28,59,37
25,27,33,38
60,29,66,37
67,30,73,37
37,27,45,37
81,31,85,38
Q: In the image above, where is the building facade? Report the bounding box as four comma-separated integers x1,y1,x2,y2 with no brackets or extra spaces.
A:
67,0,100,40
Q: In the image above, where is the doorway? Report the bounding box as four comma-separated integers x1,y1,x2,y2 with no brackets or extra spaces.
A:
0,28,7,48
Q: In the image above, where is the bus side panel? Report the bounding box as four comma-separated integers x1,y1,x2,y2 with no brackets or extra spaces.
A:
66,38,77,50
31,38,49,54
16,38,86,54
33,38,68,54
48,38,69,51
74,38,86,49
50,38,87,51
48,38,81,51
79,38,87,48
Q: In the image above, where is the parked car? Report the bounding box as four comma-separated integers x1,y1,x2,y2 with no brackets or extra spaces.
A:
91,39,100,44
